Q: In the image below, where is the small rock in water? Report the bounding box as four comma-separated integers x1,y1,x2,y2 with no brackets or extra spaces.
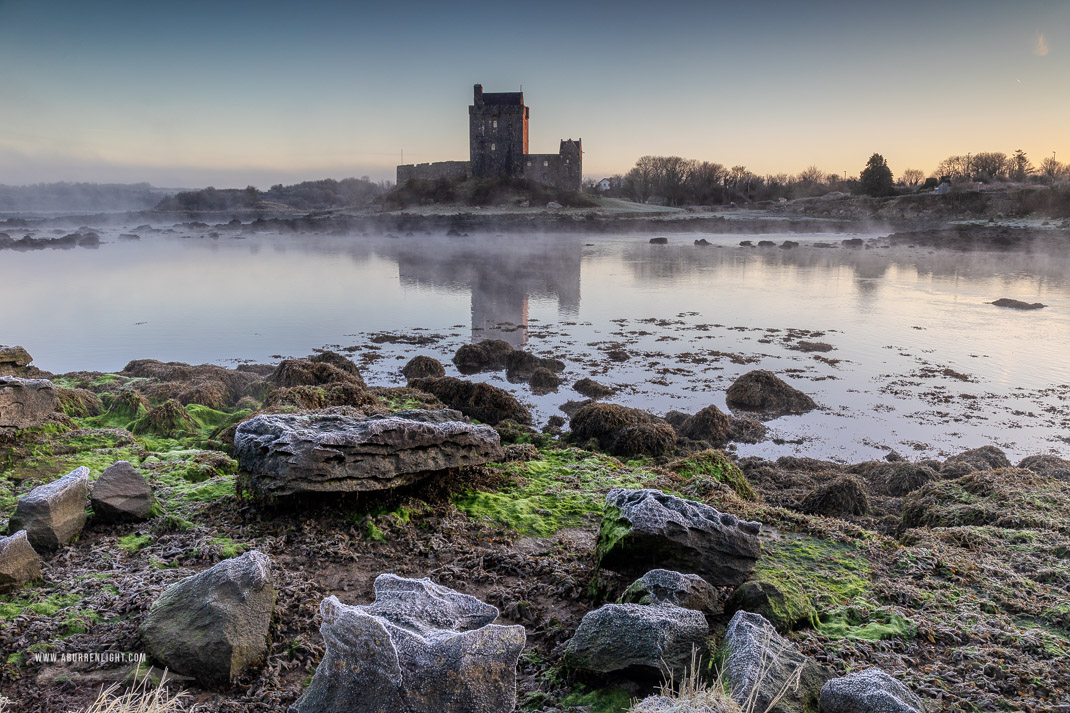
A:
649,237,668,244
0,530,42,592
139,550,275,687
292,574,525,713
989,297,1045,310
401,354,446,380
726,369,817,417
9,467,89,551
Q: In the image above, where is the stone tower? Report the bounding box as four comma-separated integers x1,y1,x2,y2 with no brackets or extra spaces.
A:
469,84,529,179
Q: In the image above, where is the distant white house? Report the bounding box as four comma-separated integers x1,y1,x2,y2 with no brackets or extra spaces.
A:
596,177,613,192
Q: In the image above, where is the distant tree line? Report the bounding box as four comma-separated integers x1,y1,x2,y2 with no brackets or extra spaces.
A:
154,177,385,211
601,156,858,206
0,182,163,212
605,148,1067,206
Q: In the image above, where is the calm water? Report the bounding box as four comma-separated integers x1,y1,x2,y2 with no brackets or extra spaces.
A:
3,219,1069,462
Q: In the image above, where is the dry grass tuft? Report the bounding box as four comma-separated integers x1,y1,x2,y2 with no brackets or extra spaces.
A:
70,672,188,713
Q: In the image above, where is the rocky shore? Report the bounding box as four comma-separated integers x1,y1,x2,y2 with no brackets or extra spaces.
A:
1,341,1069,713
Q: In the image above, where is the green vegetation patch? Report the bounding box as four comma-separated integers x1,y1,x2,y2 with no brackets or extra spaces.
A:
755,533,911,640
0,591,82,619
210,536,250,558
454,447,661,536
118,533,152,553
670,450,756,500
557,685,633,713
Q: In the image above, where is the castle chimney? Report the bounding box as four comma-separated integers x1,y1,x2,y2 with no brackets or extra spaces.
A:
473,84,483,106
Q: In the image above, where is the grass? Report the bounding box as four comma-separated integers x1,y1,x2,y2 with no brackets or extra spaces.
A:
670,451,757,501
209,537,249,558
71,670,188,713
455,446,662,536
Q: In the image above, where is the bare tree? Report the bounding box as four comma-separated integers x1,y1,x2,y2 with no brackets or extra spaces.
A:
936,155,970,179
625,155,658,203
1038,156,1065,184
901,168,925,188
653,156,693,206
797,165,825,185
971,152,1008,180
687,161,726,204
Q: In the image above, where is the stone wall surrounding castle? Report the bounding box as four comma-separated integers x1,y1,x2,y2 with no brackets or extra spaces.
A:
396,161,471,184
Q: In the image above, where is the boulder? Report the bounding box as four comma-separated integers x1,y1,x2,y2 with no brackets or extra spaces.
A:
291,574,525,713
725,370,817,416
0,377,59,432
564,603,708,680
0,530,42,592
573,378,616,399
401,355,446,380
0,345,33,374
990,298,1045,310
678,405,733,447
721,611,828,713
847,461,938,497
820,668,927,713
503,350,565,382
725,578,817,632
9,467,89,551
569,403,676,457
139,550,275,687
597,489,761,586
408,377,531,425
729,415,769,444
528,367,561,394
91,461,156,522
234,409,503,497
452,339,514,374
621,569,721,615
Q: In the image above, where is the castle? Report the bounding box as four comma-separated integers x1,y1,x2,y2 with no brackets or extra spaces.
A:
396,84,582,192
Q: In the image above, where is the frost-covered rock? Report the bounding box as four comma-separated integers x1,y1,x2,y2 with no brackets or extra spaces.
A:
564,602,708,680
8,466,89,551
234,409,503,497
597,489,761,586
291,574,525,713
621,569,721,615
722,611,828,713
820,668,926,713
0,530,41,592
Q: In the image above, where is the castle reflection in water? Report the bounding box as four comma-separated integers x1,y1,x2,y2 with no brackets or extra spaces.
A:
390,238,582,347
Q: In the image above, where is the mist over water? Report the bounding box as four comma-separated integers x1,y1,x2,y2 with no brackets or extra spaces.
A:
3,222,1068,462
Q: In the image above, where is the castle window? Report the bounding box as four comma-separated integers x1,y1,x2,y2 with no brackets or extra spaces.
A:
526,161,531,167
491,143,496,151
543,160,548,167
492,120,498,129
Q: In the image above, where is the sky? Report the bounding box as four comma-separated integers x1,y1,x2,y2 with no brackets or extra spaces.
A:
0,0,1066,188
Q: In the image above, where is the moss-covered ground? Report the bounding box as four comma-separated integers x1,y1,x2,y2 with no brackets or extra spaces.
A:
3,365,1070,712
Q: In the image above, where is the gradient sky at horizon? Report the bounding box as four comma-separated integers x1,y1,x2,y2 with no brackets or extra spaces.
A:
0,0,1065,188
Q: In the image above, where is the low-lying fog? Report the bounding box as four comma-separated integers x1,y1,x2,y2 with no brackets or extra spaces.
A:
4,221,1068,462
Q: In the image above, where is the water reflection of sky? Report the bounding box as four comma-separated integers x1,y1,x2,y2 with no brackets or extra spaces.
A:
2,224,1068,462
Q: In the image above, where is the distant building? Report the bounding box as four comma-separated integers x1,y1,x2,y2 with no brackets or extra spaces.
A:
596,178,613,192
397,84,582,192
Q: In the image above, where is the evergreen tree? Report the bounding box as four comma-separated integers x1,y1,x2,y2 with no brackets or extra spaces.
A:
859,153,896,197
